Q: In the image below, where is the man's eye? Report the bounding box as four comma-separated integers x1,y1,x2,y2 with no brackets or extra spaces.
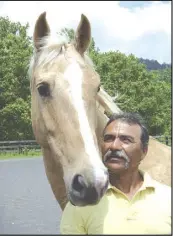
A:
120,136,132,143
104,135,114,142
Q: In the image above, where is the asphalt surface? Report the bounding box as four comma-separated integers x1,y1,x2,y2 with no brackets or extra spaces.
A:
0,157,62,234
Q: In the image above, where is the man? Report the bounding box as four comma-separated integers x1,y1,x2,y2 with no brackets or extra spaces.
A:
60,112,171,234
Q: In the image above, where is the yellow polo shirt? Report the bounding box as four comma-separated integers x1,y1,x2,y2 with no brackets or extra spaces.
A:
60,171,171,234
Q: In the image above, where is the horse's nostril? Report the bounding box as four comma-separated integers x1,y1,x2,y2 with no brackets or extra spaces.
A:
71,173,108,205
72,174,86,192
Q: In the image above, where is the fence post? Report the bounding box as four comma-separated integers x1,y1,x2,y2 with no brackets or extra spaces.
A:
165,136,169,146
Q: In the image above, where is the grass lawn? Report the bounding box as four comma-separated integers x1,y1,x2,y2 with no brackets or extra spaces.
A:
0,150,42,160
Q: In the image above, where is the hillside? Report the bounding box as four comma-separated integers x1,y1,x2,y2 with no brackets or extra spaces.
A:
138,58,171,71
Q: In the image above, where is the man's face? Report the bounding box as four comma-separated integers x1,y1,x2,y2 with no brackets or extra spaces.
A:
101,120,147,174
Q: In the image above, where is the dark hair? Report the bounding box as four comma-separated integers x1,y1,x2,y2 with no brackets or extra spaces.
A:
103,112,149,151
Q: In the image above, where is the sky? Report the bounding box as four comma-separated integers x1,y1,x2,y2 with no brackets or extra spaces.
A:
0,1,171,64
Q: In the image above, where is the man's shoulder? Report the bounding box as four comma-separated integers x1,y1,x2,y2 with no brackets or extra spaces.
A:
152,179,171,199
141,170,171,193
153,179,171,191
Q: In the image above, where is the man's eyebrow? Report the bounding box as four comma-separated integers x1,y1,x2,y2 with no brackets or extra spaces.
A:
120,134,134,139
120,134,136,142
104,133,135,140
104,133,113,136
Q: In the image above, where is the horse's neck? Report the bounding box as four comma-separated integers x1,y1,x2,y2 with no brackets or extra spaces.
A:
42,147,68,210
96,107,108,148
95,89,121,147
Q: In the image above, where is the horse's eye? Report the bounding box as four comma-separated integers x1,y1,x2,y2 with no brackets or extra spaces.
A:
37,83,50,97
97,85,101,92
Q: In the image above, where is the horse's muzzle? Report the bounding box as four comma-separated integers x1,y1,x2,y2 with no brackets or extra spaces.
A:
69,171,109,206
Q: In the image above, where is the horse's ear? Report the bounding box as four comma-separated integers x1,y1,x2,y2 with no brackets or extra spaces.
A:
33,12,50,50
74,14,91,55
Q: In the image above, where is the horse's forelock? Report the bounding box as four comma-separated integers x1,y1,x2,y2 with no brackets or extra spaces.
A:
28,33,94,82
29,34,68,74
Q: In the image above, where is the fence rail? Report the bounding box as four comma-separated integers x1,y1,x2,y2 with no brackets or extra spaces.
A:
153,135,171,146
0,140,41,154
0,135,171,154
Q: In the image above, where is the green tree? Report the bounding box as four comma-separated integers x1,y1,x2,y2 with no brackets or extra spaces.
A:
151,67,171,83
59,28,75,42
149,68,171,135
0,16,33,140
93,51,171,136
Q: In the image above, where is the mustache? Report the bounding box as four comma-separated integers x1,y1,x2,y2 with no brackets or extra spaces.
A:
103,149,130,169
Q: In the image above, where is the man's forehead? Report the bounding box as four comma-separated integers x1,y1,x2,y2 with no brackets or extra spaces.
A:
105,120,141,137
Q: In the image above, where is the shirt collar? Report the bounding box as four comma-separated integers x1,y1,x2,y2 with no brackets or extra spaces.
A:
107,169,155,192
139,169,156,189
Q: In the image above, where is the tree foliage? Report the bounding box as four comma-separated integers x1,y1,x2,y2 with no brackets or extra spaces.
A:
0,16,33,140
92,51,171,135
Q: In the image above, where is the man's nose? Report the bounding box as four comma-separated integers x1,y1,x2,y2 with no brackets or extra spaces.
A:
110,138,122,150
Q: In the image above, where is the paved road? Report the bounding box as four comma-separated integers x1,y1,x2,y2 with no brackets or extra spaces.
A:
0,157,62,234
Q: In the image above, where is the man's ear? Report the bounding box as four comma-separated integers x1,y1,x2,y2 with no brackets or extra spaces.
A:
143,146,148,154
141,146,148,160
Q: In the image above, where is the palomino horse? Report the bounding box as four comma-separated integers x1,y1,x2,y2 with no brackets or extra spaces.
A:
29,12,171,211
